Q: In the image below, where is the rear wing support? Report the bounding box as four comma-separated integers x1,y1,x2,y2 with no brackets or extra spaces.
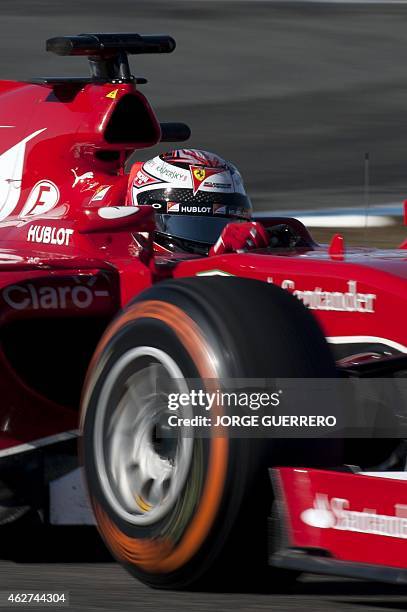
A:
46,33,176,84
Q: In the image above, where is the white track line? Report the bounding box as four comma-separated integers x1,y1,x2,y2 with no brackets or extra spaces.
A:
264,1,407,4
293,214,394,228
255,201,402,227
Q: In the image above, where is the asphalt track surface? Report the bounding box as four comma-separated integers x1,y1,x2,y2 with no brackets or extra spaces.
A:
1,1,407,610
0,524,406,612
4,0,407,211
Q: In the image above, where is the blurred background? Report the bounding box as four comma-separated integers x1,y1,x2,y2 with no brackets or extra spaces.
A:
3,1,407,246
2,2,407,611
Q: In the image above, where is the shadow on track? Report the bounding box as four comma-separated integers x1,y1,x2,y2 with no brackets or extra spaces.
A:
198,576,407,598
0,513,112,563
332,602,406,611
0,515,405,610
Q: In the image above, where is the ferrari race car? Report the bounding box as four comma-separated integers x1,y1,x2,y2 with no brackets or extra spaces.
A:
0,33,406,590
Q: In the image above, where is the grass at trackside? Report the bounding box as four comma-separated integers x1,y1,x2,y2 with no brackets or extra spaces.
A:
311,222,406,249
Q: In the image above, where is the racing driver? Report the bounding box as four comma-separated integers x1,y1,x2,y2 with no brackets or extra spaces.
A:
126,149,270,257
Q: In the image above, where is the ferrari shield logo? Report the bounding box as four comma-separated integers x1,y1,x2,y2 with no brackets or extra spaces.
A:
190,165,224,195
106,89,119,99
193,168,206,181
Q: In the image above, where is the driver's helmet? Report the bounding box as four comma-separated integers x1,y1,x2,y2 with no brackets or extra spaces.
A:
127,149,252,254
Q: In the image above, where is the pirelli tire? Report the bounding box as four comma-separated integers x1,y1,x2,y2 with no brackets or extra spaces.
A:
81,277,339,590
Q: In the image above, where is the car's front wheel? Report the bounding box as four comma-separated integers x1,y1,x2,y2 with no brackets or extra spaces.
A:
81,277,340,589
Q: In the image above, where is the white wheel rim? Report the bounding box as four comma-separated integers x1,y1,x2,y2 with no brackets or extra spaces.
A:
94,346,193,525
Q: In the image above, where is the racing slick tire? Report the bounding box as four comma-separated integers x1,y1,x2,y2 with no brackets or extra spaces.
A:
81,277,340,589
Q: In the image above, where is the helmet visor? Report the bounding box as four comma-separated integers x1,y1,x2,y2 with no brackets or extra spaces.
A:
155,214,245,245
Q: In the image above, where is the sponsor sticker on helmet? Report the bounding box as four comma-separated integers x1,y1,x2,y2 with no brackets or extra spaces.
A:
228,206,251,219
213,204,250,218
180,206,212,214
153,162,188,183
205,181,232,191
213,204,227,215
193,168,206,182
166,202,213,215
133,165,164,190
190,165,225,195
167,202,180,213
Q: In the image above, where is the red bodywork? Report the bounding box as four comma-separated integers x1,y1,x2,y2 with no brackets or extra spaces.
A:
0,67,406,577
273,467,407,579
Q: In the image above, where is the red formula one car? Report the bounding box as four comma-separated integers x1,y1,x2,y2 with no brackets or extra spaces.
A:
0,33,406,589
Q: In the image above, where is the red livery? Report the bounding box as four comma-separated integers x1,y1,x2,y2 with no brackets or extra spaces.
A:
0,33,406,590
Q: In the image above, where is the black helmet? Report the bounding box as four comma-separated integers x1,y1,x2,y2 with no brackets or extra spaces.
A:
128,149,252,254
